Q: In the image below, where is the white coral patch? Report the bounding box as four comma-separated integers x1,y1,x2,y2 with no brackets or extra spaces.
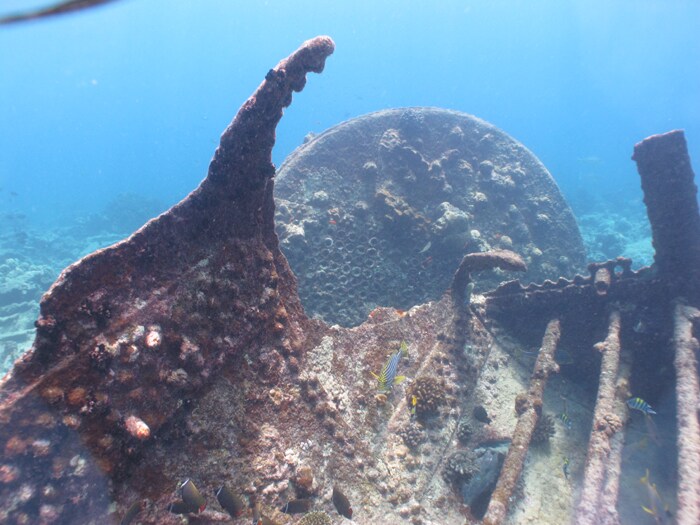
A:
145,329,162,348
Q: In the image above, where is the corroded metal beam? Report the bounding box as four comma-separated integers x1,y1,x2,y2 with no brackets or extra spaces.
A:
0,36,335,524
598,342,632,525
633,130,700,299
575,310,624,525
482,318,560,525
673,302,700,525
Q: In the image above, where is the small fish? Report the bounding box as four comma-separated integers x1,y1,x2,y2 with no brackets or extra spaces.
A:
419,241,431,254
280,498,311,514
169,500,195,514
562,457,570,479
329,219,337,225
640,469,673,524
332,486,353,519
371,341,408,393
420,255,433,268
634,320,649,334
409,394,418,415
120,500,143,525
559,412,572,430
216,485,246,518
395,308,408,318
473,405,491,424
180,478,207,513
627,397,657,415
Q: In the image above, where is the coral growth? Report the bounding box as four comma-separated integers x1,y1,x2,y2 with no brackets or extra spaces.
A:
532,414,556,445
398,421,425,448
406,376,446,419
443,450,478,485
275,107,587,327
457,418,474,444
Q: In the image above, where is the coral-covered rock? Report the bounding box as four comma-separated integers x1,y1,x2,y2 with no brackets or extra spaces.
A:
443,450,478,485
406,375,446,419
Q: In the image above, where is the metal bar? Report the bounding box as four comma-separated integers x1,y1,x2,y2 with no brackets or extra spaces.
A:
673,302,700,525
482,318,561,525
575,310,623,525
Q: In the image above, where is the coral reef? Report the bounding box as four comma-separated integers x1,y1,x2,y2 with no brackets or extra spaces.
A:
398,421,425,448
457,417,474,443
443,450,478,485
406,375,446,419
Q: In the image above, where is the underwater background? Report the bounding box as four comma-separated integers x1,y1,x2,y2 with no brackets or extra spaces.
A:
0,4,698,525
1,0,699,373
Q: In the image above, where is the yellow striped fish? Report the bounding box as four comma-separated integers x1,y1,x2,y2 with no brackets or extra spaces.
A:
627,397,656,415
371,341,408,393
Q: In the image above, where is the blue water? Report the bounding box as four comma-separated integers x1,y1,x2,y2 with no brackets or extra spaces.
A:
1,0,698,229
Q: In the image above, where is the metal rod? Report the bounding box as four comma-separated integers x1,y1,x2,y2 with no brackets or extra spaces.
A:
482,318,561,525
598,328,632,525
673,302,700,525
575,310,623,525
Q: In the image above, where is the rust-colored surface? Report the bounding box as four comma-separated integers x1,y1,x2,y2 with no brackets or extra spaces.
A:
482,318,560,525
0,36,699,525
0,36,335,524
673,303,700,525
575,310,623,525
633,130,700,297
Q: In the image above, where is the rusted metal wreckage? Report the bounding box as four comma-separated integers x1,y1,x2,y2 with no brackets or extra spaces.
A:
0,36,698,524
478,129,700,525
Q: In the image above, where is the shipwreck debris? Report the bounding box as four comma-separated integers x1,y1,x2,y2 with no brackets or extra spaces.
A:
574,310,625,525
0,31,698,525
633,130,700,294
451,249,527,303
274,107,586,326
0,35,336,524
673,302,700,525
483,318,561,525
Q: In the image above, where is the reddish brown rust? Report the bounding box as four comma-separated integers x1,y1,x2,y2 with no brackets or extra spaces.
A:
633,130,700,294
0,36,335,524
483,318,560,525
673,303,700,525
452,249,527,301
